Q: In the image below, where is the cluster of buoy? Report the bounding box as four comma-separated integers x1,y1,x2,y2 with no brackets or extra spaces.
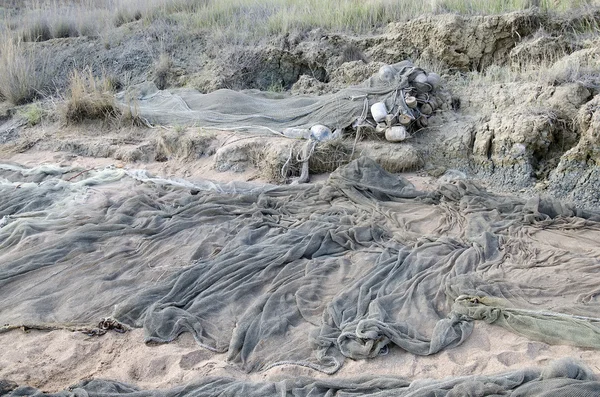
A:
372,64,443,142
280,61,445,145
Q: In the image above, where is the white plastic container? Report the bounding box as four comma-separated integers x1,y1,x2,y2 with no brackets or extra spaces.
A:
283,127,311,139
310,124,333,141
385,126,407,142
371,102,388,123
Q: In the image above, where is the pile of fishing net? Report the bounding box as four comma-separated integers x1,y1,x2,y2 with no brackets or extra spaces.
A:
118,61,444,143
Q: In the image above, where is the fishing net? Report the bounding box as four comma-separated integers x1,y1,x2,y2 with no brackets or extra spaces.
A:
1,158,600,378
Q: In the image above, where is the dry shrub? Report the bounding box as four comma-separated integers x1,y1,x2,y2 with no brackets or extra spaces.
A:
21,20,52,42
265,139,353,182
121,97,148,127
62,68,120,123
114,7,143,27
0,34,50,105
154,128,217,161
52,19,79,39
154,53,172,90
257,141,300,182
309,139,353,173
341,44,368,64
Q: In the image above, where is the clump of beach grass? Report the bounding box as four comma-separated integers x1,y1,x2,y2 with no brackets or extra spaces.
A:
61,67,120,123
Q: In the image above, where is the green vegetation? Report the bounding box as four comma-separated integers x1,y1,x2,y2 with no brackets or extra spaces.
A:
19,103,45,126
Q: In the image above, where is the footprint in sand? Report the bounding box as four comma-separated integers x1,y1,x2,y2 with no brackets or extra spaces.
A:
179,350,212,370
496,351,527,367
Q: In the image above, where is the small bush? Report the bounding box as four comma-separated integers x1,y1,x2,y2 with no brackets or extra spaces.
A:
62,68,121,123
121,95,149,127
19,104,45,126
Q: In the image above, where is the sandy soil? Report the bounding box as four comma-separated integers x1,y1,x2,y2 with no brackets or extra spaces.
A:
1,322,599,393
3,150,436,190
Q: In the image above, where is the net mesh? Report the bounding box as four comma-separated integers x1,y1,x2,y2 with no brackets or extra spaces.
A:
1,158,600,378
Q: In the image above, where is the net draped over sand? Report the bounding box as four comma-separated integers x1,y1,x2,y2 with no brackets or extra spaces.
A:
1,158,600,380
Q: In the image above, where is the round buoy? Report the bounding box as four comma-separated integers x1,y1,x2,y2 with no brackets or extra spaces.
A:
416,116,429,129
413,73,428,84
398,114,412,126
427,72,441,88
405,96,417,108
310,125,332,141
378,65,396,82
420,103,433,115
385,126,407,142
414,82,432,93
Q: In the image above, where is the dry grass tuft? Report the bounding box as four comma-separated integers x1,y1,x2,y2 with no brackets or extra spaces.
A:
61,68,120,123
309,140,353,174
121,97,149,127
114,7,143,27
262,139,353,182
155,128,217,161
154,53,172,90
3,0,597,47
0,33,50,105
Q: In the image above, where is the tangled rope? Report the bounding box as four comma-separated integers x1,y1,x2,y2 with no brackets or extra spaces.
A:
0,317,131,337
280,139,317,184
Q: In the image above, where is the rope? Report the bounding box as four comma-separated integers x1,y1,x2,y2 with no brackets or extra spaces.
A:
292,140,317,185
281,144,295,180
0,317,131,337
263,356,343,375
